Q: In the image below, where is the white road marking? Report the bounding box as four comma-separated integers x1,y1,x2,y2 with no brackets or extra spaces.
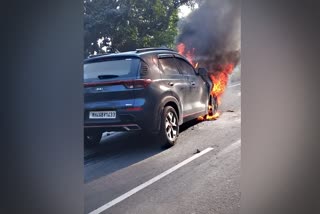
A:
89,147,214,214
228,83,241,88
218,139,241,156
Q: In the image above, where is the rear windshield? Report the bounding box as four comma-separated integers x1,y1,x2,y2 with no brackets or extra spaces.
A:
84,58,139,81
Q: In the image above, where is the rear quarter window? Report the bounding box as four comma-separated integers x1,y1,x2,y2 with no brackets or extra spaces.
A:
139,61,149,76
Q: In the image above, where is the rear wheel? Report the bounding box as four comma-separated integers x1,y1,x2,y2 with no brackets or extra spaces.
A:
158,106,179,147
84,129,103,147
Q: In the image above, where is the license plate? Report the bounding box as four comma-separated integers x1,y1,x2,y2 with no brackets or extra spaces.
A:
89,111,116,119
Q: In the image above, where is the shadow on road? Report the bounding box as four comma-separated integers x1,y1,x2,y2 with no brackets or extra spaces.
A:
179,119,201,132
84,119,203,183
84,131,163,183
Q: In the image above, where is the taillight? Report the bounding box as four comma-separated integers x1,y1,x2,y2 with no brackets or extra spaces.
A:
84,79,152,88
123,79,152,89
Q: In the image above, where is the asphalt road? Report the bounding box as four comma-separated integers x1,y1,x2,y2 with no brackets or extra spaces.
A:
84,81,241,214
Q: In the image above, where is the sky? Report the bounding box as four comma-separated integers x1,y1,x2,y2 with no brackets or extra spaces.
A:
178,4,198,18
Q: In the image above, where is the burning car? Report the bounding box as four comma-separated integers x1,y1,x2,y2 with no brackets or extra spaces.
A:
84,47,218,147
177,43,240,120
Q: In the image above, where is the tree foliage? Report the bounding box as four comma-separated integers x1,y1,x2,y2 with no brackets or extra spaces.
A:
84,0,194,57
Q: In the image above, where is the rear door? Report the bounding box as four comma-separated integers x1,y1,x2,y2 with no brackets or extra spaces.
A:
157,55,189,116
83,57,140,121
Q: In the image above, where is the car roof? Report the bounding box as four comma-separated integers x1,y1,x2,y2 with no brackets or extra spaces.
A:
84,48,188,63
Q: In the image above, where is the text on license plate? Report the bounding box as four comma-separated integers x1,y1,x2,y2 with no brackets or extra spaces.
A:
89,111,116,119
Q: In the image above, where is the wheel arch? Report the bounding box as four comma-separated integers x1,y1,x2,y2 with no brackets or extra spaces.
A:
164,101,180,121
154,96,182,132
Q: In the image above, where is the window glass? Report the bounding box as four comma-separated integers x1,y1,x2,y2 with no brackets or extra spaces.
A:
159,58,179,75
140,61,149,76
84,58,138,80
176,58,196,75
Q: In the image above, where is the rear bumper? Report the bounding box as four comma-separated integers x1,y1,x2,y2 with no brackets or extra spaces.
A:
84,108,159,132
84,96,161,133
84,123,141,131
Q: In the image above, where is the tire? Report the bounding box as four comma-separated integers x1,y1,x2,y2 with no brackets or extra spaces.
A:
84,129,103,147
158,106,179,147
209,95,218,116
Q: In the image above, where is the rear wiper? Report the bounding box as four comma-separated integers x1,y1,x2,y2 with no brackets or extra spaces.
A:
98,74,119,79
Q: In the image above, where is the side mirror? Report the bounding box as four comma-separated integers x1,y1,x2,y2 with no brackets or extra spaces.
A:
197,67,208,77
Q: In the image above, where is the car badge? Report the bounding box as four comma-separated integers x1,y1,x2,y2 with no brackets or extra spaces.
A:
96,87,103,91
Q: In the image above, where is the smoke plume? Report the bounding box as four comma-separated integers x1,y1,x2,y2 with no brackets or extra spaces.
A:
176,0,241,69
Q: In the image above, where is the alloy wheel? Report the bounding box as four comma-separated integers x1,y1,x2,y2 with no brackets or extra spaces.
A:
165,111,178,142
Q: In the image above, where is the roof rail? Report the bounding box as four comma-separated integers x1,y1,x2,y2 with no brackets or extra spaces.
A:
87,53,111,59
87,49,120,59
136,47,175,53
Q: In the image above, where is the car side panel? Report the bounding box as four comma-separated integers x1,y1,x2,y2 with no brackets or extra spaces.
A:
186,74,208,113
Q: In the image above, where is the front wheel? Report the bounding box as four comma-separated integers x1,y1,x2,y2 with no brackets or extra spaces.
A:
158,106,179,148
209,95,218,116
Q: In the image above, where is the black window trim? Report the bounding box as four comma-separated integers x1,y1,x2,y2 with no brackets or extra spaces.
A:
157,53,174,59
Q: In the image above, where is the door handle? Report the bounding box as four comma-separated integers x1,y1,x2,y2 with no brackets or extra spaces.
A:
191,81,196,86
168,82,175,86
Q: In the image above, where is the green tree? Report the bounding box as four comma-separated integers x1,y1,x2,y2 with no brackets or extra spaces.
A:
84,0,195,57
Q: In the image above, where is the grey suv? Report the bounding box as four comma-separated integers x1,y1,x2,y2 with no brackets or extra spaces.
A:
84,48,217,147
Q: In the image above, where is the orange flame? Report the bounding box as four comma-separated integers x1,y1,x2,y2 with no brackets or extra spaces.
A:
198,110,221,121
177,43,235,121
177,43,196,66
210,63,234,105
